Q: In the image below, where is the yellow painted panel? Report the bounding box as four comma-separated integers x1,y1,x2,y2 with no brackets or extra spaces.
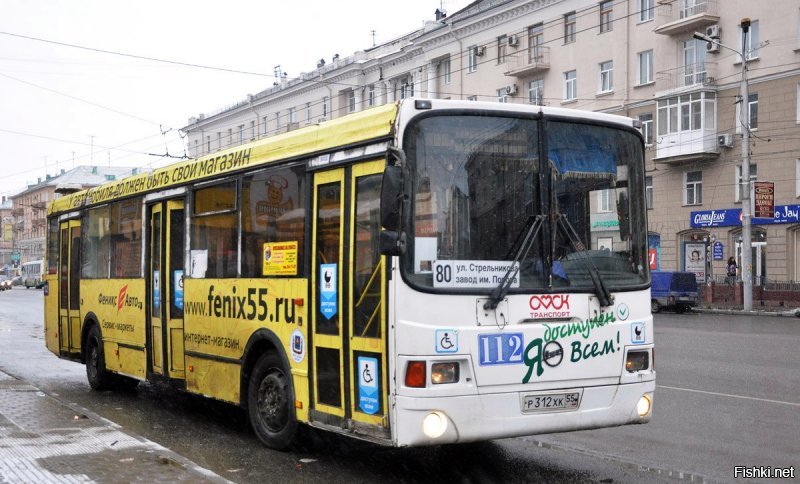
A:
70,316,81,349
185,356,241,404
44,275,59,355
49,104,398,215
80,279,147,346
170,327,185,373
118,346,146,379
183,278,310,408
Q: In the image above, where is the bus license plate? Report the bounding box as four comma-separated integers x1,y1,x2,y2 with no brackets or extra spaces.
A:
520,392,580,413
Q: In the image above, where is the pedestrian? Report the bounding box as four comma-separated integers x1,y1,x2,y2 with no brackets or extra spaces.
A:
726,256,737,285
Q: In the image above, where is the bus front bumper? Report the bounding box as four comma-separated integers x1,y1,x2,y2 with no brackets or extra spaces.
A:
393,380,655,447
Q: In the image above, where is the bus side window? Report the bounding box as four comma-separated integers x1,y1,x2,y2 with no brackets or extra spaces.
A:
191,181,238,278
241,165,306,278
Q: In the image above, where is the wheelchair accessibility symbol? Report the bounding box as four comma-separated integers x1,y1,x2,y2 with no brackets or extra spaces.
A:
435,329,458,353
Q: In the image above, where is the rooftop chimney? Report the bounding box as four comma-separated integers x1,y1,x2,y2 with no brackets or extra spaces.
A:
435,8,447,21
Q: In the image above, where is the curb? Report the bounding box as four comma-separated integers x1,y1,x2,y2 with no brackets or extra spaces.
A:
693,307,800,318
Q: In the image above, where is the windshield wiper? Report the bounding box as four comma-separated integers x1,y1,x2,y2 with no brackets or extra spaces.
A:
555,214,614,307
484,214,545,310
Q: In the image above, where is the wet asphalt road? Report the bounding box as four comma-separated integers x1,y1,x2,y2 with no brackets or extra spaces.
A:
1,287,798,483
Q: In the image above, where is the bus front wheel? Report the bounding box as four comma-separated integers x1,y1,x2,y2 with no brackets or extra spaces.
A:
248,352,298,450
85,325,115,390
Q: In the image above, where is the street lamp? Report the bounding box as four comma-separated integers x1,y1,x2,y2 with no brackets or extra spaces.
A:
694,18,753,311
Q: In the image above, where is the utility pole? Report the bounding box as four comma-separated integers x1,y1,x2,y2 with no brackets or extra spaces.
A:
694,17,753,311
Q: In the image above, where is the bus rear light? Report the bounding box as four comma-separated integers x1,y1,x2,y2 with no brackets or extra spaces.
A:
625,350,650,372
431,362,459,384
405,361,426,388
295,400,303,409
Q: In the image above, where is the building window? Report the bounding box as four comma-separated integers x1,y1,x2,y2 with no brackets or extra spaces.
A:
497,35,508,64
736,93,758,132
600,1,613,33
738,20,760,61
528,24,544,63
306,102,312,123
682,38,707,86
400,78,413,99
564,12,576,43
368,85,375,107
796,159,800,197
262,117,268,135
467,46,478,73
564,70,577,101
639,113,653,145
467,95,478,101
599,61,613,93
289,107,297,124
206,135,211,153
238,125,245,144
685,171,702,205
639,0,654,22
322,97,329,119
217,132,222,149
275,112,281,130
496,88,508,103
227,128,233,146
598,189,612,212
638,50,653,85
443,59,451,84
528,79,544,105
348,91,356,112
735,164,757,202
250,120,256,139
657,92,715,135
645,176,653,209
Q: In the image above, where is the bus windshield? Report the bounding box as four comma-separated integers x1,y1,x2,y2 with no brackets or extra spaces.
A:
402,114,647,293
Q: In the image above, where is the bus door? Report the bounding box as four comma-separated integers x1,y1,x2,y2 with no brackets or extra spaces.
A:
58,219,81,355
147,199,186,379
311,160,388,436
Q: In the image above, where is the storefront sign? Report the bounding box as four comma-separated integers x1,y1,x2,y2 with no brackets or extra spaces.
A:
713,241,723,260
691,204,800,228
754,182,775,219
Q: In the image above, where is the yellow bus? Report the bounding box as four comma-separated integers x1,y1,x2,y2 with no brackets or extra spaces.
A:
45,99,654,449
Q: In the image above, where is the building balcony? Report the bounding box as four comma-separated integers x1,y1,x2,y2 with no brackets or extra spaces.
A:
655,62,717,96
654,128,719,164
11,208,24,217
504,47,550,77
31,201,47,210
32,217,46,227
655,0,719,35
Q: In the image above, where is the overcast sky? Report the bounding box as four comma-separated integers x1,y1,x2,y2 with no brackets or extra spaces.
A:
0,0,471,197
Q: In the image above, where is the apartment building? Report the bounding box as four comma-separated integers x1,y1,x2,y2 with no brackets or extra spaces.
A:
183,0,800,283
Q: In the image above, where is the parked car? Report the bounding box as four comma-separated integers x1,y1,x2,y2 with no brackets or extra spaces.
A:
0,275,11,291
651,271,699,313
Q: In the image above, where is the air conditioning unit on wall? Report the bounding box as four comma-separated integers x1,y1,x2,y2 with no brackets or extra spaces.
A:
508,35,519,47
718,133,734,148
505,84,518,95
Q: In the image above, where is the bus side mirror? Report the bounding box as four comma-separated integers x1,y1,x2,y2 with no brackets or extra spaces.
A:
380,165,405,231
380,230,407,256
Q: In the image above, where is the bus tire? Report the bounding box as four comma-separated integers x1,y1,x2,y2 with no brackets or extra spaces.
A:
85,325,115,391
651,300,660,313
247,352,297,450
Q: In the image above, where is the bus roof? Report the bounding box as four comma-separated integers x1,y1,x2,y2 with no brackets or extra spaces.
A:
48,103,399,216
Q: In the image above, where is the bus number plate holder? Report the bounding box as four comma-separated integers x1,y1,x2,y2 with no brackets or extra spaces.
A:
520,390,582,413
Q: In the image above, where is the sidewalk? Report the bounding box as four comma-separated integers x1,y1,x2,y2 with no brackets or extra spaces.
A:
0,370,231,484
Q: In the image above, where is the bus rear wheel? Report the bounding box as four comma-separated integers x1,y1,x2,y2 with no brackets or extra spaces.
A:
248,352,298,450
85,325,115,391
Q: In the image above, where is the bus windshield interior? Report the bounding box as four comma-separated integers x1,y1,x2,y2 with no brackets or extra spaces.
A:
402,114,647,293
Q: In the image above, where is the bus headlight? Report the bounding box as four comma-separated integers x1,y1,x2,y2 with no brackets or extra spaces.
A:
422,411,448,438
625,350,650,372
637,394,652,417
431,362,459,384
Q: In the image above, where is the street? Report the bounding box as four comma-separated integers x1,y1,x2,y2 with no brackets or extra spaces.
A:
1,287,798,483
